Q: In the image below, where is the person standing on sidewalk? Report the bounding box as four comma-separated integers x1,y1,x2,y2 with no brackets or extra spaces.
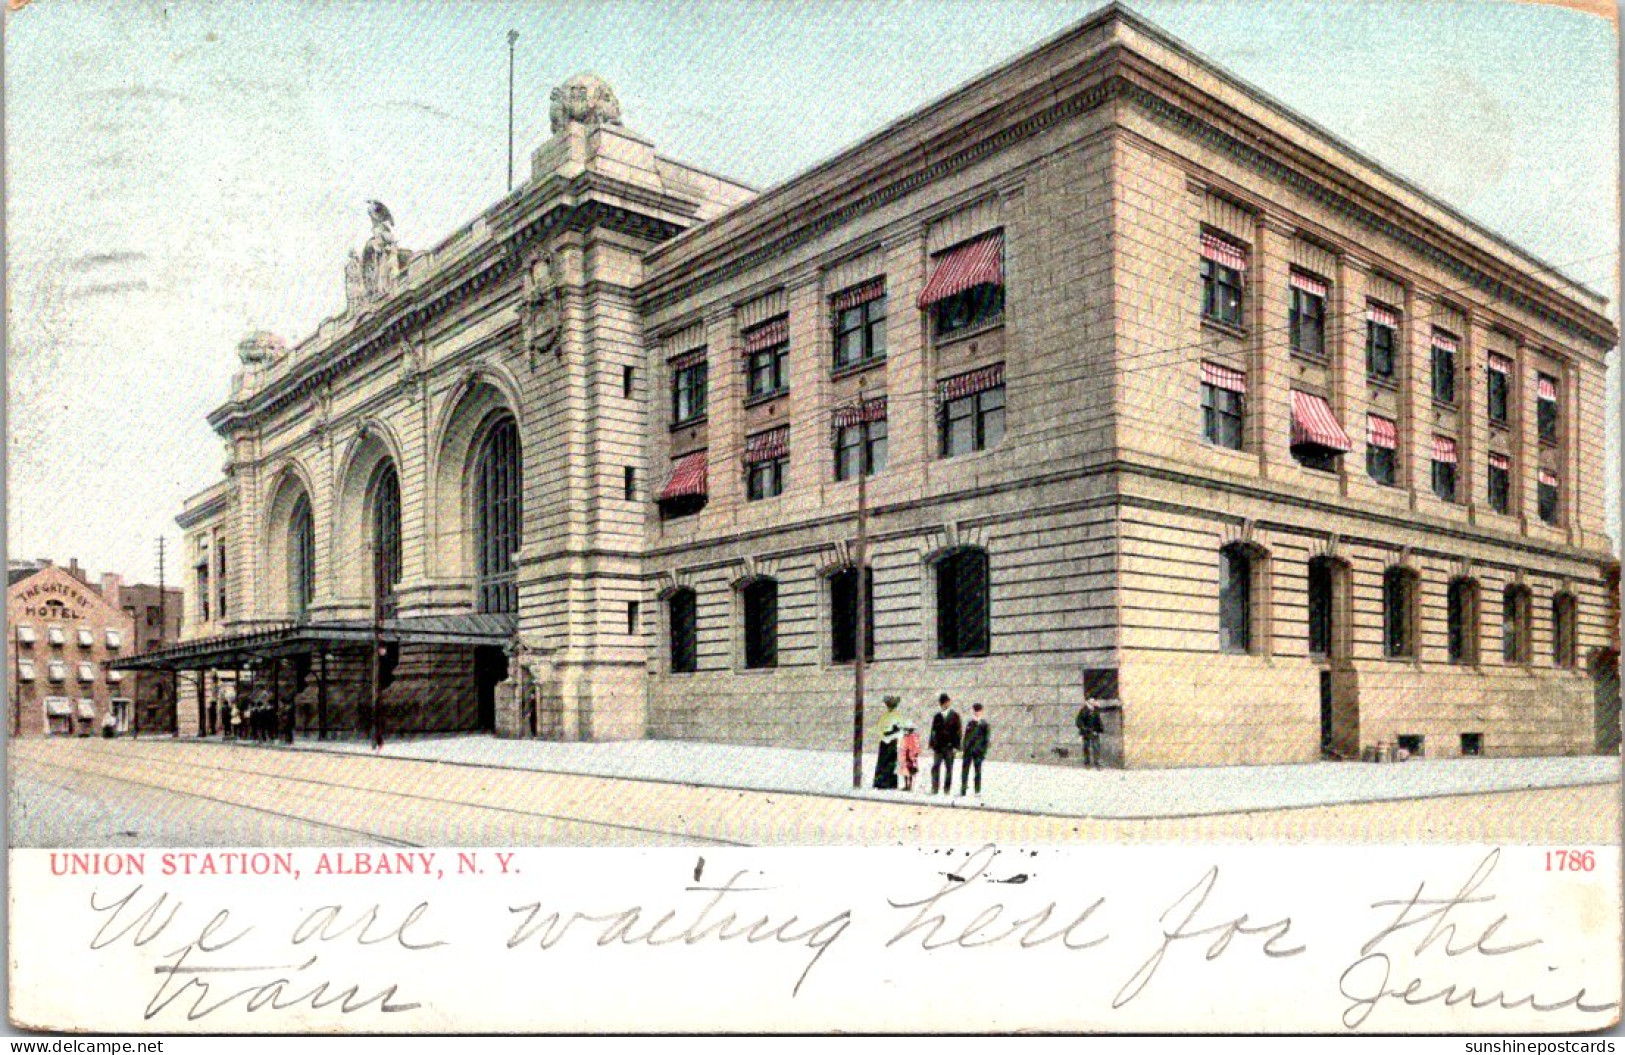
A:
929,693,962,795
873,696,904,790
1076,701,1105,768
960,703,991,797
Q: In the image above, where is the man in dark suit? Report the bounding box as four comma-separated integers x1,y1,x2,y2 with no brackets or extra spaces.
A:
929,693,962,795
960,703,991,797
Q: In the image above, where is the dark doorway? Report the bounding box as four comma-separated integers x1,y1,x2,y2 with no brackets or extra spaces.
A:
1308,557,1335,657
474,646,508,732
1318,670,1333,757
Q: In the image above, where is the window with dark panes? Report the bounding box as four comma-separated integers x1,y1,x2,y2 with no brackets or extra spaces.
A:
1366,415,1397,486
1289,277,1326,358
1383,567,1416,659
1503,585,1532,664
216,545,228,620
475,415,522,614
289,492,315,617
934,283,1004,339
746,342,788,399
746,456,786,501
833,290,887,370
668,588,697,674
1488,454,1511,513
1202,383,1245,450
1431,338,1456,404
1199,234,1246,328
1538,471,1559,524
1307,557,1336,657
1366,310,1396,379
1448,578,1477,665
1218,545,1253,654
1431,437,1458,503
1487,357,1510,424
829,566,875,664
670,357,708,425
371,462,402,617
197,565,211,623
742,578,778,670
834,418,887,481
1552,593,1578,668
1537,375,1559,443
940,386,1005,458
936,549,990,659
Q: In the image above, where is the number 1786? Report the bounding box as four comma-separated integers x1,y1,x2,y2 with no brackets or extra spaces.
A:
1545,850,1596,871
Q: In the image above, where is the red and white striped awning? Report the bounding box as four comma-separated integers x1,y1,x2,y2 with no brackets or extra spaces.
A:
1431,330,1460,354
668,348,706,371
1200,232,1248,271
918,233,1004,308
937,363,1005,405
1290,271,1329,297
1290,391,1352,452
1367,302,1399,328
833,396,888,429
832,279,885,312
1201,361,1246,394
1366,414,1397,450
659,451,708,501
1538,375,1559,400
743,426,790,464
1539,468,1560,487
1487,353,1512,375
743,317,789,353
1489,452,1511,471
1431,436,1458,465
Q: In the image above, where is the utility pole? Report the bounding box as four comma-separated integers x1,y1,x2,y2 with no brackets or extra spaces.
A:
507,29,519,193
837,379,873,789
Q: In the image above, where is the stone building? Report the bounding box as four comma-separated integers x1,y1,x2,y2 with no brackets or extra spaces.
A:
148,6,1617,766
8,562,135,737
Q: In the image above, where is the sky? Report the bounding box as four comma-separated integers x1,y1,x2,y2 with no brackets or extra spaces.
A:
4,0,1619,584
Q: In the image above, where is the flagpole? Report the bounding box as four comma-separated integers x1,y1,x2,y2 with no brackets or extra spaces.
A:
507,30,519,192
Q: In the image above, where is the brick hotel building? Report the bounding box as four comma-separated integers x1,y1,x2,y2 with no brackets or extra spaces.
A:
143,6,1618,767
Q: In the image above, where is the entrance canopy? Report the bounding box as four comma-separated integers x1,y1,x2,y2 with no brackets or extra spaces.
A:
110,613,516,672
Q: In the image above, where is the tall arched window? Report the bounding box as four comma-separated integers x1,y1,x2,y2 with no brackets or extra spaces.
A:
1383,567,1417,659
1552,592,1578,669
371,463,402,617
1307,557,1335,657
1447,578,1479,666
830,565,875,664
668,588,698,674
475,416,522,614
289,492,315,617
1219,544,1254,654
937,548,990,658
1502,584,1532,665
742,578,779,669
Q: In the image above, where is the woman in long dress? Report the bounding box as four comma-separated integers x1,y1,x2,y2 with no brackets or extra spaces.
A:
873,696,904,789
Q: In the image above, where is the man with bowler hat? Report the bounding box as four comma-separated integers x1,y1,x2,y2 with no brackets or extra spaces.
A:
929,693,962,794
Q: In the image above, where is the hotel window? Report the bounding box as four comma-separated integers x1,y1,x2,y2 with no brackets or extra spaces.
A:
1431,330,1457,405
744,427,789,501
1383,567,1417,659
76,628,93,648
668,588,697,674
1366,303,1398,379
1200,362,1246,450
1537,374,1559,444
1503,585,1532,665
1538,470,1560,524
105,629,122,650
936,548,990,659
473,416,522,615
1365,415,1397,486
47,660,66,683
921,233,1004,340
1289,271,1328,358
938,365,1005,458
107,669,123,684
1290,390,1352,473
16,625,36,646
1552,593,1578,669
1431,436,1458,503
741,578,779,670
669,351,708,425
1487,354,1512,425
371,462,403,616
197,563,211,622
216,545,228,621
77,662,95,684
1487,453,1511,514
834,398,888,481
47,625,65,647
829,565,875,664
1447,578,1479,666
658,450,709,520
1218,544,1255,654
831,280,887,370
17,659,35,682
1199,232,1247,328
743,317,789,400
289,492,316,617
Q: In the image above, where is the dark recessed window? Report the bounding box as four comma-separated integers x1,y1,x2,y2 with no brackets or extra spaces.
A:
1218,545,1254,654
1538,471,1560,524
1366,415,1397,486
941,384,1005,458
829,566,875,664
1487,356,1510,424
1447,578,1478,665
668,588,697,674
371,462,402,617
921,234,1004,340
1461,733,1483,757
623,465,636,501
1552,593,1578,669
1503,585,1532,665
1289,275,1327,358
474,415,522,614
1383,567,1416,659
1431,333,1457,404
1200,233,1247,328
289,492,315,616
1201,363,1246,450
1431,437,1458,503
622,365,635,399
626,600,640,636
1488,455,1511,513
832,284,887,370
745,319,790,400
936,548,990,659
745,429,788,501
670,355,708,425
935,284,1004,339
1366,305,1398,378
834,416,888,481
1537,374,1559,443
1307,557,1336,658
742,578,779,670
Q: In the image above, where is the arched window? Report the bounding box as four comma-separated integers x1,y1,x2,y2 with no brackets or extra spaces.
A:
1552,592,1578,669
371,463,402,617
1447,578,1479,666
475,416,522,614
289,493,315,617
1383,567,1417,659
668,588,698,674
1502,585,1532,665
830,566,875,664
742,578,778,670
1219,545,1254,653
937,548,990,658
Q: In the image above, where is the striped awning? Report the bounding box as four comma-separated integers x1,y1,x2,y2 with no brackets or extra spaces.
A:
1367,302,1399,328
1489,452,1511,471
937,363,1005,405
1290,271,1329,297
1539,469,1560,487
1201,361,1246,394
1200,232,1248,271
668,348,706,371
1487,353,1512,375
833,396,888,429
1290,391,1352,451
1538,375,1558,400
832,279,885,312
1431,330,1460,354
743,317,789,353
743,427,789,464
917,233,1003,308
1432,436,1458,465
1366,414,1398,450
659,450,708,501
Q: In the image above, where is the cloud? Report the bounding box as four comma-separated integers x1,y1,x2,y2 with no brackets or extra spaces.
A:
72,251,150,272
383,98,495,132
73,279,151,298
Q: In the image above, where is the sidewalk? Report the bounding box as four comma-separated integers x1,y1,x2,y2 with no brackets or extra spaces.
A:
275,734,1622,820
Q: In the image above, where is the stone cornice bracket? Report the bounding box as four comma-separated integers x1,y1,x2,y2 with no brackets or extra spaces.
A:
817,540,854,578
1184,174,1208,197
654,568,694,599
1260,215,1296,239
1395,544,1414,569
1450,556,1474,581
1340,254,1372,276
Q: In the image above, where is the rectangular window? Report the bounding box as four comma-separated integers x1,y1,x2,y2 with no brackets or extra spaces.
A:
1538,470,1560,523
922,234,1005,340
1487,355,1511,424
1431,436,1458,503
1537,374,1559,444
1366,303,1398,378
744,427,790,501
623,466,636,501
669,354,708,425
47,660,66,683
1383,570,1415,659
1218,547,1252,654
626,600,640,636
941,387,1004,458
47,626,65,646
1366,414,1397,486
1461,733,1483,757
17,659,36,682
1431,332,1457,404
622,365,635,399
832,282,887,370
105,629,121,650
834,417,888,481
1289,273,1327,358
1200,363,1246,450
77,662,95,683
829,566,875,664
76,628,94,648
1487,454,1511,514
936,549,990,658
744,318,790,400
742,580,779,670
668,590,697,674
1199,233,1247,328
934,284,1004,339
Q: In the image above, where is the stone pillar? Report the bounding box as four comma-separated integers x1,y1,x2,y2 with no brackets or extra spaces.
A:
1252,216,1294,480
706,306,745,514
1464,310,1494,525
1401,290,1431,508
1334,256,1369,499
